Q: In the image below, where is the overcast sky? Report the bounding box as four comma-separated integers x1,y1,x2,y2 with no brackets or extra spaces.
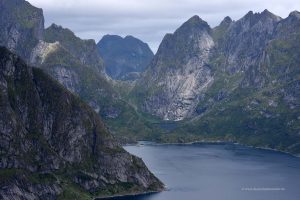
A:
27,0,300,53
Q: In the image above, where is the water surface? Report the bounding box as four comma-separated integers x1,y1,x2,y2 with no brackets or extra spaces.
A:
107,142,300,200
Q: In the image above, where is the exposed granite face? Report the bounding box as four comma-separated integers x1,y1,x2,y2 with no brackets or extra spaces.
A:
35,42,124,119
0,47,164,199
209,9,299,94
44,24,104,73
133,10,299,122
0,0,125,122
28,29,121,117
0,0,161,141
0,0,44,61
30,40,82,94
97,35,154,81
0,0,110,110
0,172,62,200
130,10,300,154
30,40,60,64
135,16,215,120
215,10,282,88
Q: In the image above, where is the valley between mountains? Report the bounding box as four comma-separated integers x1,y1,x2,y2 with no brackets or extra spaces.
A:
0,0,300,199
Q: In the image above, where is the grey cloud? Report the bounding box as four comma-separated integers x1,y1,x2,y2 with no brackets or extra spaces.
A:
28,0,300,52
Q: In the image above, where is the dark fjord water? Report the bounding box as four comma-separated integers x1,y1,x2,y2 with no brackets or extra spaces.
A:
104,143,300,200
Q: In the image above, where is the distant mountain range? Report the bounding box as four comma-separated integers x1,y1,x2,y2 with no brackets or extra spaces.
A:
132,10,300,154
0,2,300,199
97,34,153,81
0,47,163,199
0,0,163,198
0,0,162,142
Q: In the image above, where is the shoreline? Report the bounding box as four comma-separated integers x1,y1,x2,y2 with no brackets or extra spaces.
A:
130,140,300,158
94,190,161,200
233,143,300,158
99,140,299,200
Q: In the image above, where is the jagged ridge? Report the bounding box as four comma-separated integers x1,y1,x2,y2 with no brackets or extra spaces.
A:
132,10,300,154
0,47,163,199
97,34,154,81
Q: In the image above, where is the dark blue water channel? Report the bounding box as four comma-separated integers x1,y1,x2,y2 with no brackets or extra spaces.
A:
101,142,300,200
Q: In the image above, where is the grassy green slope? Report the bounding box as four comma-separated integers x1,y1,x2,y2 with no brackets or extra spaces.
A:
158,34,300,154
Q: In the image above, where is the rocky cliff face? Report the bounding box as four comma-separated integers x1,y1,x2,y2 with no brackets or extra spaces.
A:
134,10,300,119
44,24,104,73
218,10,281,76
0,0,160,140
0,47,163,199
0,0,44,61
135,16,215,120
97,35,154,80
29,31,122,121
132,10,300,154
0,0,113,114
29,28,155,138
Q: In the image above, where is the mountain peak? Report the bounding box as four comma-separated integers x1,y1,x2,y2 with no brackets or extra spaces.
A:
44,23,103,72
175,15,210,34
260,9,282,21
124,35,136,40
262,9,271,14
185,15,208,26
47,23,75,35
245,11,254,18
289,10,300,19
224,16,233,22
241,9,281,25
0,46,164,198
46,23,76,38
97,34,153,80
220,16,233,26
102,34,123,40
0,0,44,59
100,35,143,43
188,15,201,22
49,23,62,29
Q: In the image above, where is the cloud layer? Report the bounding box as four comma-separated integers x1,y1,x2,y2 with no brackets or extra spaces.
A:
27,0,300,52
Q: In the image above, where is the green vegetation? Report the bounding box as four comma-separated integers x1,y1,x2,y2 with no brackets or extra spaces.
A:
6,0,42,29
123,19,300,155
38,39,167,143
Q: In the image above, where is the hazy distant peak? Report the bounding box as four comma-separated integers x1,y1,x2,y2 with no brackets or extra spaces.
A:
220,16,233,26
100,34,145,43
174,15,210,36
47,23,79,35
239,9,282,27
97,34,154,80
289,10,300,19
48,23,62,29
102,34,123,40
124,35,136,40
46,23,95,43
185,15,209,27
245,10,254,18
260,9,282,21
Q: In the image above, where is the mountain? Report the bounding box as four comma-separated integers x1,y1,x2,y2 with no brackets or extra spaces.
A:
1,0,299,155
132,10,300,154
34,38,162,141
0,47,163,199
134,16,215,121
30,23,117,109
30,24,162,142
0,0,164,141
43,23,104,73
0,0,44,60
97,35,154,80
